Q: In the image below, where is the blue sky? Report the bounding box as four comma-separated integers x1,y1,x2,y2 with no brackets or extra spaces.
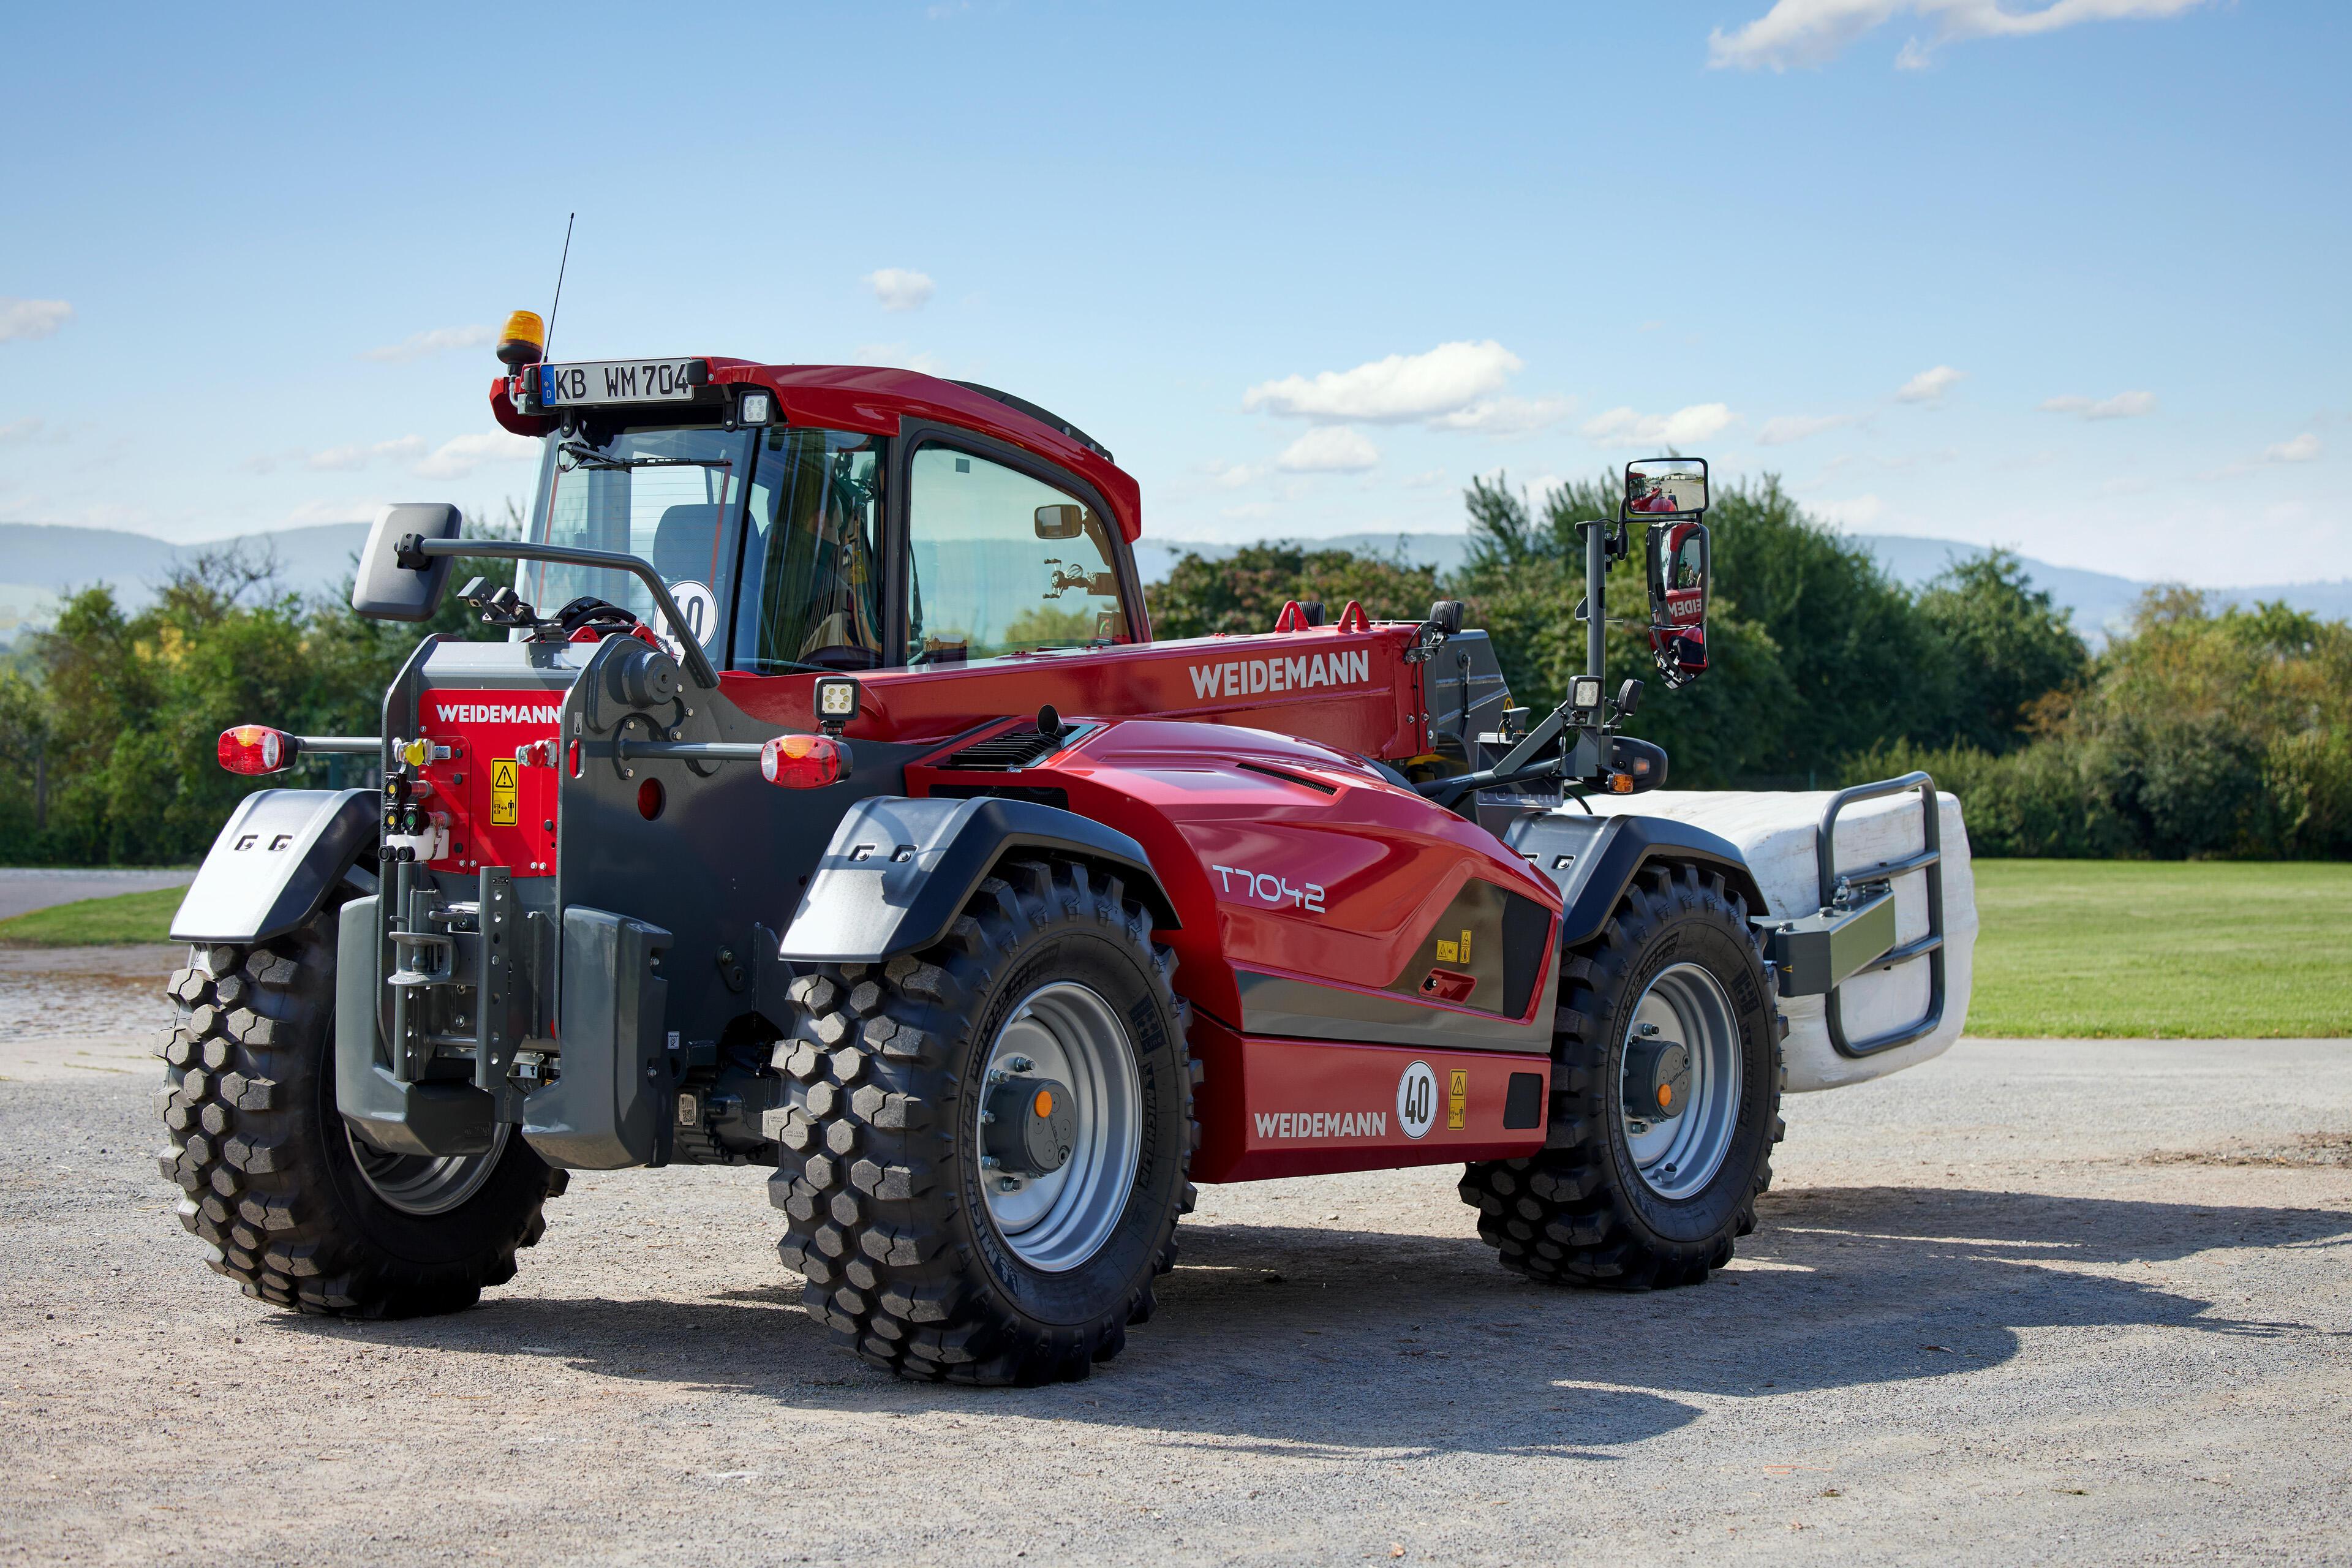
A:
2,1,2344,585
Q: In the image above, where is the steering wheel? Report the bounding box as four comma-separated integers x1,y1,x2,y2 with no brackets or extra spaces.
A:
552,596,642,638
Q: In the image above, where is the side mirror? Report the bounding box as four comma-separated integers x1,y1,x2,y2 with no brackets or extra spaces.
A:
352,502,462,621
1034,503,1087,540
1645,519,1711,690
1623,457,1708,521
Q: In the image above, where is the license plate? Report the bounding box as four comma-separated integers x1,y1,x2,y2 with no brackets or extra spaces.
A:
538,358,704,406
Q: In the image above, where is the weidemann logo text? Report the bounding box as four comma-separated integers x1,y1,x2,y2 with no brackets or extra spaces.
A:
434,703,563,726
1254,1109,1389,1140
1189,649,1373,700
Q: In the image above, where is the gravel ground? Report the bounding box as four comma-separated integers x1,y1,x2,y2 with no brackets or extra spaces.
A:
1,949,2347,1566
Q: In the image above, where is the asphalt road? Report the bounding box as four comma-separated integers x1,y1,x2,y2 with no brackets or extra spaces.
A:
0,869,194,922
1,946,2346,1566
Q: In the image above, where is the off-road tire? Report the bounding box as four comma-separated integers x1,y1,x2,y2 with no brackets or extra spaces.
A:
771,857,1196,1385
1458,861,1785,1289
156,907,564,1316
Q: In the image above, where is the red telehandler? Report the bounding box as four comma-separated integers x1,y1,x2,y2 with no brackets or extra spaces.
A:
161,312,1974,1383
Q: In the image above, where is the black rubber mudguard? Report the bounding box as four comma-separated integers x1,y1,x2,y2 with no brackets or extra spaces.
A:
1504,811,1769,950
777,794,1178,965
170,789,377,944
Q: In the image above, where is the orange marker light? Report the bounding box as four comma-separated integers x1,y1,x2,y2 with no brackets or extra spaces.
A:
1657,1084,1673,1109
1033,1088,1054,1118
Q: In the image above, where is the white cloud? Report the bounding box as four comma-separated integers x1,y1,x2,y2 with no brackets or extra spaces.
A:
1758,412,1858,445
1197,459,1263,491
412,431,540,480
866,268,937,312
1581,403,1738,448
1709,0,2214,72
0,417,55,446
1427,394,1575,435
361,325,496,364
1275,427,1381,474
285,499,387,526
2264,433,2322,464
1244,341,1523,425
1895,364,1966,404
306,437,427,472
1813,493,1887,527
1400,469,1447,489
2040,390,2157,419
0,298,72,344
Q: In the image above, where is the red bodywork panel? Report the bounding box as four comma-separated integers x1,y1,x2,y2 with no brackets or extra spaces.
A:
1188,1020,1549,1182
906,717,1559,1177
413,688,564,878
726,621,1432,763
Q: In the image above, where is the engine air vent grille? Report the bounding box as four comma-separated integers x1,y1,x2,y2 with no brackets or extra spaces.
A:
937,723,1090,772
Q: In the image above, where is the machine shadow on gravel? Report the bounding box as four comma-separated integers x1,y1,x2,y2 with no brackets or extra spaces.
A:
256,1183,2352,1457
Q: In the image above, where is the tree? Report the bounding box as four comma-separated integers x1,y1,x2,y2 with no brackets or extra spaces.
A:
1913,551,2088,753
1145,542,1439,641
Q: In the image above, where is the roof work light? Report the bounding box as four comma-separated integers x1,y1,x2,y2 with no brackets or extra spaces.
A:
497,311,547,367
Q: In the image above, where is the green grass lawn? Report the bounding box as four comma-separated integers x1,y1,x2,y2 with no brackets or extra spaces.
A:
1968,859,2352,1038
0,885,186,946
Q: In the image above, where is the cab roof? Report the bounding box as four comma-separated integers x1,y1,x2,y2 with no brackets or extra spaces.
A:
489,359,1144,541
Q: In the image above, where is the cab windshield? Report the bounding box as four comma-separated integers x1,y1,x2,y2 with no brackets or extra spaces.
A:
522,423,753,655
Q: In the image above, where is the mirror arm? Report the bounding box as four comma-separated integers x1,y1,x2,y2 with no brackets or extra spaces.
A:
410,537,718,688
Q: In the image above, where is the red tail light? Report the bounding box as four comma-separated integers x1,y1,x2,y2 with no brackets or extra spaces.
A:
218,725,295,775
761,734,845,790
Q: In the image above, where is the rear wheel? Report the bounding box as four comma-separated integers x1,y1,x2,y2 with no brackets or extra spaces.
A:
156,908,563,1317
770,857,1196,1385
1458,861,1784,1289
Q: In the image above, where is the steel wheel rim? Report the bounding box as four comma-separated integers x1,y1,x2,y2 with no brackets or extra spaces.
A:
347,1121,508,1217
1621,962,1742,1200
975,981,1142,1273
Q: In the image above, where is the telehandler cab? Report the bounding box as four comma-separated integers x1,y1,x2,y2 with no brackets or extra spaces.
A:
159,311,1976,1384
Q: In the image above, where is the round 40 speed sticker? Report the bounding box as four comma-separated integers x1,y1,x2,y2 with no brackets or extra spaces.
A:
1396,1059,1438,1140
656,579,719,657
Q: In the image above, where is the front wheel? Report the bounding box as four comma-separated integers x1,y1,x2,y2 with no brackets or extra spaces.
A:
770,857,1196,1385
156,910,564,1317
1458,861,1784,1289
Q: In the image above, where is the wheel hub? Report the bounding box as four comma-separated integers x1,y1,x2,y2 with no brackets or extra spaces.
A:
974,982,1142,1273
1619,963,1741,1200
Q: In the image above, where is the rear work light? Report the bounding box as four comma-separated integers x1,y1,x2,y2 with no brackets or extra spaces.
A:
217,725,296,775
761,734,846,790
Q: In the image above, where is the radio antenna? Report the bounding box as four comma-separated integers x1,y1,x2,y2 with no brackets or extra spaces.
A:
542,213,575,363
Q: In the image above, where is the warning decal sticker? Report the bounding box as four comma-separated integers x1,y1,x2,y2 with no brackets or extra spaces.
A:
489,756,519,826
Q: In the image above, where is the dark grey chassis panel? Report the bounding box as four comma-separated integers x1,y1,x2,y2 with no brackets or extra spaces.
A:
777,794,1178,965
1504,811,1768,950
171,788,377,944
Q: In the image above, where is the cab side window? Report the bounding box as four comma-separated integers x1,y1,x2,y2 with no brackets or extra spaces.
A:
903,447,1127,665
731,428,886,673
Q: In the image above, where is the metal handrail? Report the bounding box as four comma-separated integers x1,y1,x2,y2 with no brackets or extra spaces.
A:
1819,771,1945,1058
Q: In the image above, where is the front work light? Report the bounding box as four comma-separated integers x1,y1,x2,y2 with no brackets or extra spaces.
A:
761,734,848,790
813,676,861,733
497,310,547,366
1570,677,1603,710
218,725,295,775
737,389,774,426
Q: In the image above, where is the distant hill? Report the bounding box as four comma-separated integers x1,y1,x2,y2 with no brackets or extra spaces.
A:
1136,531,2352,645
0,522,371,646
6,519,2342,654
